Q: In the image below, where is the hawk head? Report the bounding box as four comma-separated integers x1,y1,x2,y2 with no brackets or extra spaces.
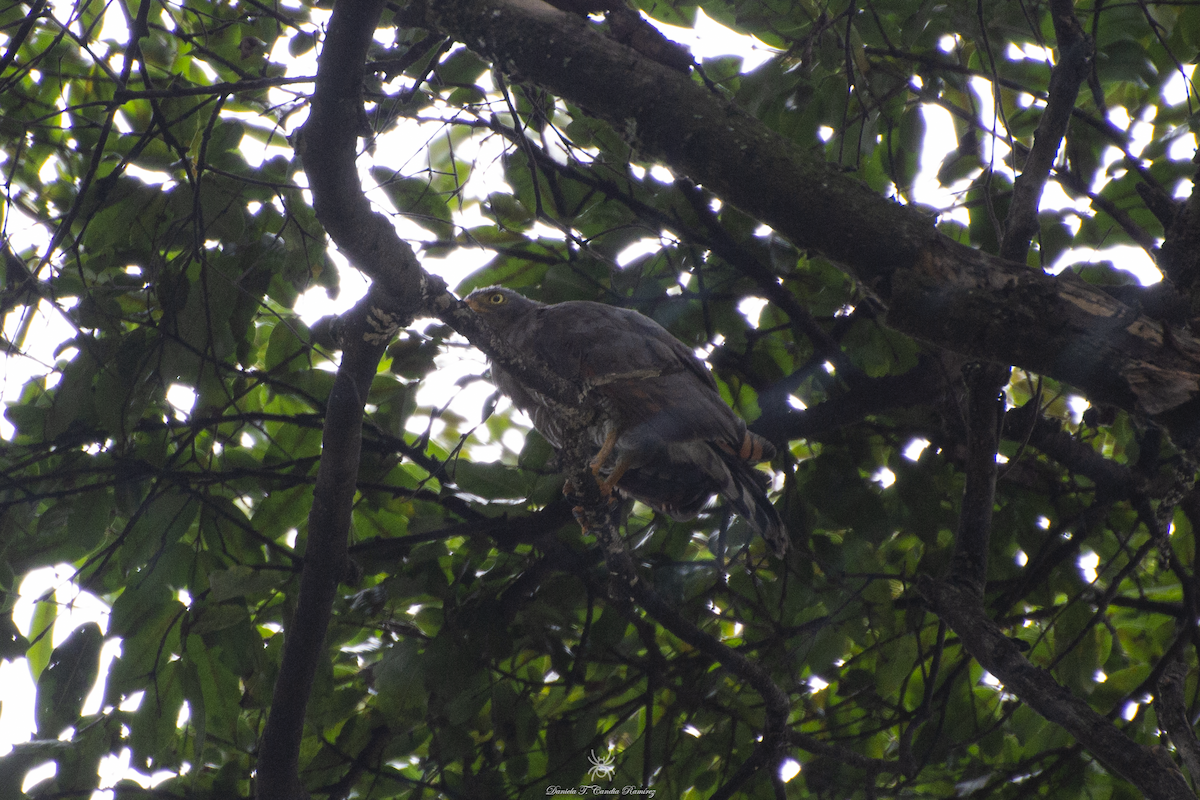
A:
464,286,542,326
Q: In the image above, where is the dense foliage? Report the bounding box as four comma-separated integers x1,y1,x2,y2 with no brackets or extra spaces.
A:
4,0,1200,797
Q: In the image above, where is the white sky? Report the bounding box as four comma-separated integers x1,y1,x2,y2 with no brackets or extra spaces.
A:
0,5,1195,795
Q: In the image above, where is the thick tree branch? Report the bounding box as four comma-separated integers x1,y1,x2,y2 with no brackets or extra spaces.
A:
753,353,952,442
422,0,1200,444
296,0,429,313
256,1,452,792
424,0,932,281
1001,401,1138,497
256,292,394,800
919,578,1195,800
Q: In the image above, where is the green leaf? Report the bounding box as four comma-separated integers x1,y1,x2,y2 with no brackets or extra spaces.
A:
264,316,312,372
208,565,287,602
452,460,534,500
374,639,428,719
35,622,104,738
966,170,1012,255
370,169,454,239
183,632,240,753
288,30,317,57
435,47,489,87
128,659,184,772
0,741,71,797
26,597,57,682
119,492,199,575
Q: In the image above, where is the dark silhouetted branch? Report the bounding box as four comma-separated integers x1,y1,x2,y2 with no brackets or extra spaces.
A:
949,363,1008,596
920,577,1195,800
257,291,395,800
999,0,1091,263
754,354,952,443
1154,657,1200,787
1002,401,1138,496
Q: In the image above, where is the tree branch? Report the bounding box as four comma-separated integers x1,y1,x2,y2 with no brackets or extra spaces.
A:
1001,401,1138,496
786,729,902,776
999,0,1091,263
256,291,395,800
948,363,1009,595
1153,654,1200,787
753,353,952,442
919,577,1195,800
257,0,434,792
296,0,429,313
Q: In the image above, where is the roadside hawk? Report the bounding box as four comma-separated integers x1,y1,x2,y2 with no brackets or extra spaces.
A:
465,286,788,557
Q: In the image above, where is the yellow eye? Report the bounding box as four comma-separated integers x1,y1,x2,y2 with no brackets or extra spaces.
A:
489,292,505,305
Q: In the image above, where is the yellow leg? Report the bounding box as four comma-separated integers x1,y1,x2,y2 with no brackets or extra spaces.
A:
598,455,631,497
590,429,620,478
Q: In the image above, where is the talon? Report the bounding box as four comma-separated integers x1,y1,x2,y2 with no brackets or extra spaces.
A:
597,456,631,498
590,429,620,478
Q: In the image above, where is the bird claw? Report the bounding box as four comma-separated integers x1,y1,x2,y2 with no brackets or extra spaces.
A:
590,429,619,478
596,457,629,500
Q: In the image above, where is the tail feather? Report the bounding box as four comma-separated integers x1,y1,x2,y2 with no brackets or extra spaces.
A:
720,454,788,558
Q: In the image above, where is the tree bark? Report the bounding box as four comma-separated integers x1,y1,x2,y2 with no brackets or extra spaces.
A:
256,293,391,800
